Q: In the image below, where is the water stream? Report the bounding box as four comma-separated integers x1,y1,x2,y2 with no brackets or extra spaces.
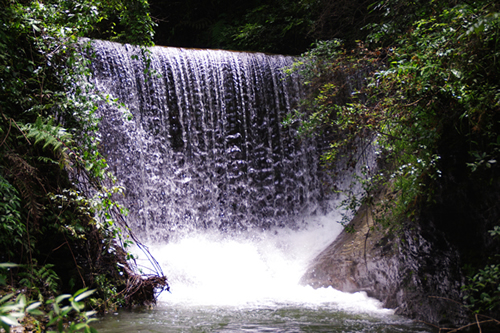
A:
89,40,434,332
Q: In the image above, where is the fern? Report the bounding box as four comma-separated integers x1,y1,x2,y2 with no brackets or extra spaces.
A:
4,152,44,225
2,117,75,226
36,155,59,165
0,175,25,256
21,117,71,155
19,262,60,296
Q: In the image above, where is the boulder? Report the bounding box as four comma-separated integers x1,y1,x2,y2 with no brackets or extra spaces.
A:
300,191,471,327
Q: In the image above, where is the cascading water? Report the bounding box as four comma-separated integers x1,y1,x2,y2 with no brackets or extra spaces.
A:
89,40,431,332
92,40,327,238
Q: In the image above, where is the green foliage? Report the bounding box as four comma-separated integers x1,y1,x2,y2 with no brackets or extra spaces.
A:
148,0,386,54
365,0,460,46
290,2,500,322
0,292,43,332
19,262,60,298
464,263,500,313
89,274,125,310
46,288,98,333
0,0,160,328
463,226,500,314
91,0,156,46
0,284,97,333
230,0,318,53
20,117,73,167
293,1,500,224
369,1,500,205
0,175,25,257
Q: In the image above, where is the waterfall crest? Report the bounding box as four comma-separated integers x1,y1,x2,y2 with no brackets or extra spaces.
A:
90,40,330,240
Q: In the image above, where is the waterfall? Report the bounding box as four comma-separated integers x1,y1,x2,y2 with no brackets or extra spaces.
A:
90,40,332,241
86,41,401,322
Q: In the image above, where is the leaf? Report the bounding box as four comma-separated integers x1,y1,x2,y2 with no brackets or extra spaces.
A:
52,302,61,316
55,294,71,304
15,294,26,308
70,300,84,312
25,301,42,312
74,322,88,330
0,293,15,305
61,305,72,316
0,322,10,333
74,289,96,302
47,316,59,326
0,314,19,326
0,304,23,313
27,309,44,316
84,311,97,318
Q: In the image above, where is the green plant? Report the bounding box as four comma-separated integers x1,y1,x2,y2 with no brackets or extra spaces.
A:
230,0,318,53
0,292,43,333
19,262,60,299
0,175,25,258
291,3,500,321
285,39,388,224
89,274,125,311
464,264,500,313
463,226,500,314
290,1,500,225
46,288,98,333
0,0,166,326
0,284,98,333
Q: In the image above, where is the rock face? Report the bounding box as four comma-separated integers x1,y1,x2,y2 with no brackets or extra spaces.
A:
300,191,470,327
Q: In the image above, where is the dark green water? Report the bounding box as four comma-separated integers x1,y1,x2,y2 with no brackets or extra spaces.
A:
93,303,434,333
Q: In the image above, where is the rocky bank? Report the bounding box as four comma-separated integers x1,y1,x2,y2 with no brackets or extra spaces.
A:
300,188,472,328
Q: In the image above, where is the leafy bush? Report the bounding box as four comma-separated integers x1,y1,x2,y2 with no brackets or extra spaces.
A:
0,0,164,323
0,176,25,257
0,271,98,333
463,226,500,314
292,1,500,221
18,261,60,299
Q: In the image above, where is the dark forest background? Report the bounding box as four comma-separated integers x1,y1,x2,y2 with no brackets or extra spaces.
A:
148,0,377,54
